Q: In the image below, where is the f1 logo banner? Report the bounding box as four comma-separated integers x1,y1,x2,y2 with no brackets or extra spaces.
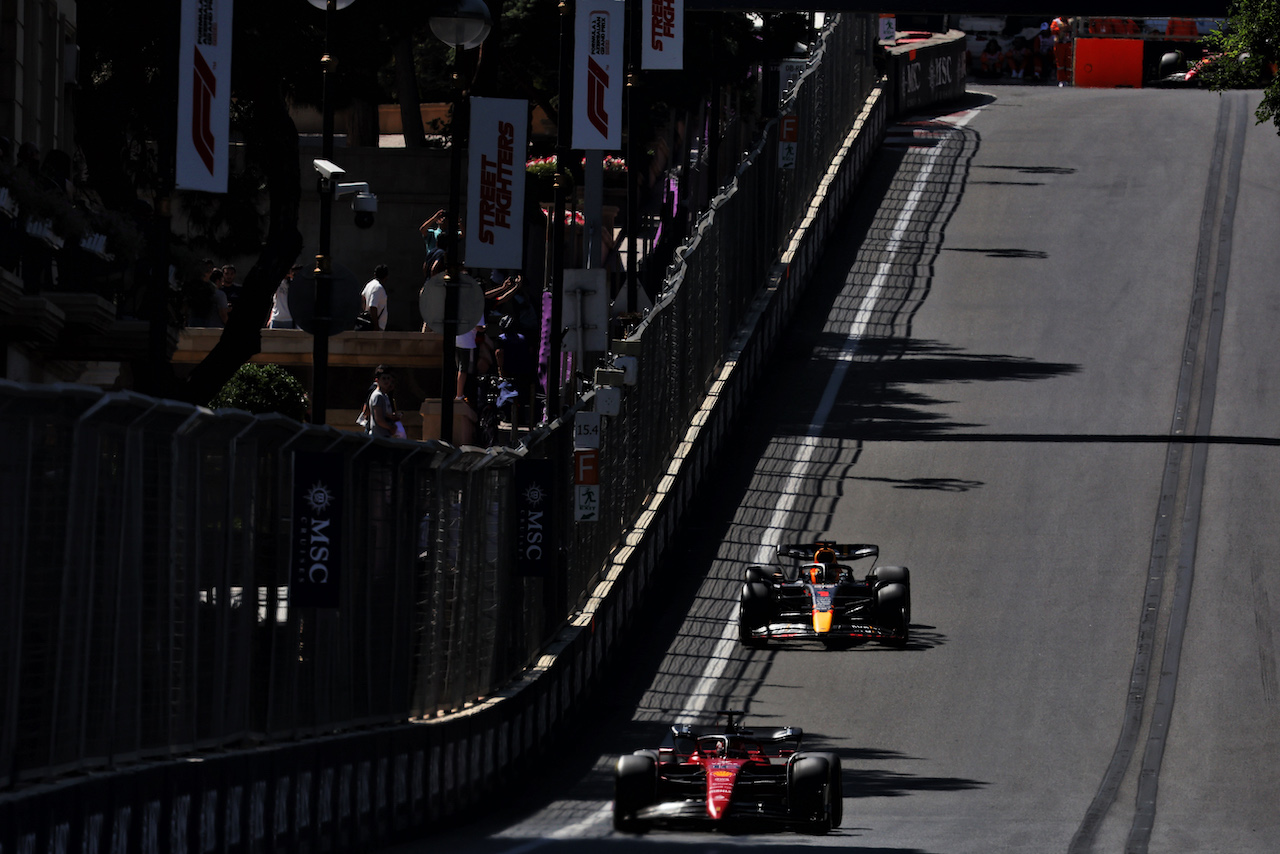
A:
176,0,233,192
291,452,344,608
573,0,624,150
514,458,554,577
467,97,529,269
642,0,683,70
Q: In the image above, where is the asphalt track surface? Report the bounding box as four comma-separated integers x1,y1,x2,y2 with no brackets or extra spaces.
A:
387,86,1280,853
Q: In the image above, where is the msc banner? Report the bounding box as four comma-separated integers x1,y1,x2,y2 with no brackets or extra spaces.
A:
176,0,233,192
572,0,624,151
642,0,683,70
291,452,344,608
467,97,529,270
514,458,554,577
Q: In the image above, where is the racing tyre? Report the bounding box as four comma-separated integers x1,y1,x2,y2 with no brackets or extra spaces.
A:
745,565,768,584
738,581,771,648
876,582,910,647
870,565,909,586
614,753,657,833
813,752,843,828
788,755,833,834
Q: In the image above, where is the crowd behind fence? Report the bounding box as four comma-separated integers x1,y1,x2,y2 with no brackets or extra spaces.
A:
1,14,892,792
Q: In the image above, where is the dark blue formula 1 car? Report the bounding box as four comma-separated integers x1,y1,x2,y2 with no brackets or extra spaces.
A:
738,541,910,648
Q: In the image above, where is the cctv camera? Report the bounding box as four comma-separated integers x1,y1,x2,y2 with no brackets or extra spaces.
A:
352,192,378,229
313,159,346,181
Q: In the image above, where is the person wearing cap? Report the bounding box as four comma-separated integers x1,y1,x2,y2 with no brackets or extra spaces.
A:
366,365,402,439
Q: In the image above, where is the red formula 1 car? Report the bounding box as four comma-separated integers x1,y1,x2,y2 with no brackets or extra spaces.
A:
738,541,911,647
613,710,842,833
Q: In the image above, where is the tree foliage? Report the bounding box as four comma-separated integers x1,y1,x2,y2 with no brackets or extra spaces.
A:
1203,0,1280,132
210,363,310,422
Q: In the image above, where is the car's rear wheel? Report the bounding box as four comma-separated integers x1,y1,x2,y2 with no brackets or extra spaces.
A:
614,753,657,832
814,752,843,828
788,755,833,834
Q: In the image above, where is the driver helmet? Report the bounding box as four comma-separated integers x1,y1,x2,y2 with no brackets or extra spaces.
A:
811,547,838,583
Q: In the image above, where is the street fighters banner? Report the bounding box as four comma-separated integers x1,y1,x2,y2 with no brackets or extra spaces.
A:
513,458,554,577
290,452,344,608
572,0,624,150
176,0,233,192
467,97,529,270
642,0,684,70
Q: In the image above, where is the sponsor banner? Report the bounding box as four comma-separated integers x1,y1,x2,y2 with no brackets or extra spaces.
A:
291,452,344,608
514,458,554,576
176,0,233,192
642,0,683,70
467,97,529,269
572,0,624,151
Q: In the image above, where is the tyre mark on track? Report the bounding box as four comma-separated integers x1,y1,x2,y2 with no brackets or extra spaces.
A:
1068,92,1247,854
1253,561,1278,705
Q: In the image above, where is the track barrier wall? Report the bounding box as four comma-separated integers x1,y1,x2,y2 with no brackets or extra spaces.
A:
0,19,965,853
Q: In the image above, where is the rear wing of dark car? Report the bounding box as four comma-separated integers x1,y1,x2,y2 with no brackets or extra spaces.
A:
778,542,878,563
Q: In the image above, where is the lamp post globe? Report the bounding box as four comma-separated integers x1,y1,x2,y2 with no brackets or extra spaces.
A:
429,0,492,49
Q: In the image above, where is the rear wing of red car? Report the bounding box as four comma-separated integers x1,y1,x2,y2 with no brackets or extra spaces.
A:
777,542,878,563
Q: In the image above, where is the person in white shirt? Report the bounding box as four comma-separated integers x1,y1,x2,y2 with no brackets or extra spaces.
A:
268,264,302,329
361,264,390,330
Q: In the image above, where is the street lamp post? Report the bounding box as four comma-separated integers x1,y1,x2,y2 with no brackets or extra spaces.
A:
306,0,358,425
429,0,491,444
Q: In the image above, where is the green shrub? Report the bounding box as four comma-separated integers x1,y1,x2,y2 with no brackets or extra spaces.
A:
210,363,309,422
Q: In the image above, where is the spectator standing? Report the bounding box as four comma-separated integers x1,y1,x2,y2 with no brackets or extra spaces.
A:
494,313,536,428
210,268,229,326
362,264,390,330
366,365,402,439
221,264,240,310
1052,17,1073,87
268,264,302,329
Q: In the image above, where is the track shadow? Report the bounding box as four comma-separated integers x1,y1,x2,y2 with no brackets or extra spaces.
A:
771,337,1080,440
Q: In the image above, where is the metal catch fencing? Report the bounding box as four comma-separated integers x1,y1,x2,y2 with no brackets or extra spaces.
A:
0,382,550,788
559,14,881,598
0,13,885,791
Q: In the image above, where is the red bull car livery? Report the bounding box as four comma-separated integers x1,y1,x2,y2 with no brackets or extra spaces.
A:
613,710,842,833
738,541,911,647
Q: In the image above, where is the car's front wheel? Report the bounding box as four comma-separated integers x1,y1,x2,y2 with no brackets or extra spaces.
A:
876,582,910,647
788,754,833,834
614,753,657,832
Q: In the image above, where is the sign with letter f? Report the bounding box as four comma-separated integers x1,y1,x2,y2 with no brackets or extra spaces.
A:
573,0,624,150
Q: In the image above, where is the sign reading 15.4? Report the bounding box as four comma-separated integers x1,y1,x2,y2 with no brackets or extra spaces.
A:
575,412,601,449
